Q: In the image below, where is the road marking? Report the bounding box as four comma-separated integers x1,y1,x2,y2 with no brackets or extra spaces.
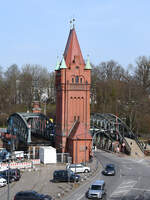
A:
110,179,137,198
132,188,150,192
120,180,136,185
76,193,85,200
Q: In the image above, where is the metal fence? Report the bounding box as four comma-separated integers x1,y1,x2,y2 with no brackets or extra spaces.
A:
57,153,72,163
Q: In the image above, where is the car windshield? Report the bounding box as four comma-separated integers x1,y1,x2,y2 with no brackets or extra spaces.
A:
91,185,101,190
106,165,114,170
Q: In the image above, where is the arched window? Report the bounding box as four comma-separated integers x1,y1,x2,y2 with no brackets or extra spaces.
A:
75,76,79,83
72,78,74,83
80,78,82,83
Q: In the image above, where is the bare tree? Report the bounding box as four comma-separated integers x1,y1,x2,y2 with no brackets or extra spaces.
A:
134,56,150,92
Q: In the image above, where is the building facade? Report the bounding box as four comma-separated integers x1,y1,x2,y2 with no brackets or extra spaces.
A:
55,25,92,163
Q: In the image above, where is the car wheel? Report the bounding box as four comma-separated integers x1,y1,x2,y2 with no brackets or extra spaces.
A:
84,169,89,173
85,191,89,198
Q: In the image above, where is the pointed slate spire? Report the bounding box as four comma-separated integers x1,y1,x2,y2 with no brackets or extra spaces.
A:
60,56,67,69
85,55,92,70
55,56,60,71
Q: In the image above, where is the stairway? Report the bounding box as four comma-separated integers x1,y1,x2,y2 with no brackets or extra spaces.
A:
125,137,144,158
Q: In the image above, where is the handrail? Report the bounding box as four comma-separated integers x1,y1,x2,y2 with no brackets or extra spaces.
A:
68,120,79,137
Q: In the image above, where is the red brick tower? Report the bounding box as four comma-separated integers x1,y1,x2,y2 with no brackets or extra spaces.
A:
55,23,92,163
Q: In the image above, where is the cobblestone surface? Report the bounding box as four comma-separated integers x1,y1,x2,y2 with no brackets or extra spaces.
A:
0,156,101,200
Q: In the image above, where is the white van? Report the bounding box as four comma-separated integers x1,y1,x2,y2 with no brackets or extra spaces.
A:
0,177,7,187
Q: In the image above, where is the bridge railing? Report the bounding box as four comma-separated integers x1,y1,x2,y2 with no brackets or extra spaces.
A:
91,114,131,155
109,114,145,154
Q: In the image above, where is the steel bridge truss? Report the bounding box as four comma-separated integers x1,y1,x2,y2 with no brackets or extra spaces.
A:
90,113,144,155
7,112,55,147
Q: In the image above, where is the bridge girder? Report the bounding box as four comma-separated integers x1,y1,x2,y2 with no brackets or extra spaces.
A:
7,112,55,146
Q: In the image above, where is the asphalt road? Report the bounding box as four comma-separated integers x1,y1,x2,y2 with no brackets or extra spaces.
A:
63,151,150,200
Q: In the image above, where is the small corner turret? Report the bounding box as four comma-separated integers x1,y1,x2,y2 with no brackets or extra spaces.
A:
59,56,67,69
55,56,60,71
85,55,92,70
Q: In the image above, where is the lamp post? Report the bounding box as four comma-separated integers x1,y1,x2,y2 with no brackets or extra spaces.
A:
7,159,10,200
74,135,79,187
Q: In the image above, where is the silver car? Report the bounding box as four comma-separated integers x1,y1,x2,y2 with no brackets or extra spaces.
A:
86,180,106,199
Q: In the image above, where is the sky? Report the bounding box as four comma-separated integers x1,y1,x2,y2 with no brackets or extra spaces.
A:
0,0,150,72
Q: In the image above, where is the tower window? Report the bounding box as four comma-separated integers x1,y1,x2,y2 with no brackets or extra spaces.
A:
80,78,82,83
76,66,79,69
74,116,76,121
72,78,74,83
75,76,79,83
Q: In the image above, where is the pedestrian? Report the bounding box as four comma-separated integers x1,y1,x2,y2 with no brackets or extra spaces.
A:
122,143,125,153
116,146,120,153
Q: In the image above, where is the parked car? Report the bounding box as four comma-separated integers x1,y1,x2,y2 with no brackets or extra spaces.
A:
0,149,11,162
0,176,7,187
53,170,80,182
0,168,21,183
102,164,116,176
86,180,106,199
14,190,52,200
66,163,90,173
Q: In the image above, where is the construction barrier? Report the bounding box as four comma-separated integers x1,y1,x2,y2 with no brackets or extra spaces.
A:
0,159,40,170
31,159,40,165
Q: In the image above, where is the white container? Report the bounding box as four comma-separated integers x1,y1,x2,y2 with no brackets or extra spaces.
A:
39,146,56,164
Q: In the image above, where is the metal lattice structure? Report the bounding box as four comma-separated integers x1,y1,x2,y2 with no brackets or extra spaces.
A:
7,112,55,148
90,113,144,154
6,112,144,154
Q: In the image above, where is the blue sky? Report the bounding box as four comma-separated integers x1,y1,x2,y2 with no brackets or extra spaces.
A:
0,0,150,72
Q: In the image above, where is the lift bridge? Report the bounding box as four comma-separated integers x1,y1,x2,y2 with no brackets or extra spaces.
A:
6,112,145,154
6,112,55,150
90,113,145,155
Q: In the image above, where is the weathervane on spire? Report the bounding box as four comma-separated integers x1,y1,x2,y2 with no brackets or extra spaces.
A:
70,18,75,29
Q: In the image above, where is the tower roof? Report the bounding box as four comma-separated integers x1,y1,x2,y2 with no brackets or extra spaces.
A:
85,55,92,70
55,57,60,71
64,28,85,67
60,56,67,69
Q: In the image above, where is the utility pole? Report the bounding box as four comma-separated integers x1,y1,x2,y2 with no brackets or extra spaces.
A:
7,161,10,200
